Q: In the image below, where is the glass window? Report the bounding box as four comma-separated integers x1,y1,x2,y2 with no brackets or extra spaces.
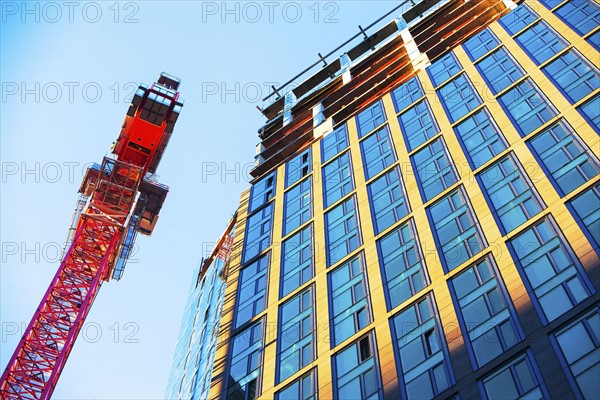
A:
325,196,362,267
276,370,317,400
555,0,600,35
587,29,600,51
243,203,274,263
412,137,459,202
463,27,500,61
569,183,600,249
357,101,386,138
481,352,546,400
529,120,600,195
438,73,483,123
329,254,372,347
322,124,349,163
429,187,486,271
281,225,314,297
515,20,568,65
278,286,315,383
398,99,440,152
377,220,428,310
509,216,594,323
499,78,557,136
478,153,545,234
286,149,312,188
360,125,397,181
227,320,264,400
543,49,600,103
367,166,410,234
283,177,312,236
322,151,354,208
392,76,425,112
476,46,525,94
428,52,462,87
500,3,539,35
553,308,600,399
334,333,382,400
451,256,522,367
236,254,270,329
249,171,276,213
578,93,600,132
454,107,507,169
392,295,452,399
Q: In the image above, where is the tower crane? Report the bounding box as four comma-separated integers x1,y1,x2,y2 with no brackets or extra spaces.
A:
0,73,183,399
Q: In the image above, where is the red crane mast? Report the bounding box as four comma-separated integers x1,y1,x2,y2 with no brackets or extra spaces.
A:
0,73,183,399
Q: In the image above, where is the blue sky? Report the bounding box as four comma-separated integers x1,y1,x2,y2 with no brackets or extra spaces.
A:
1,1,399,398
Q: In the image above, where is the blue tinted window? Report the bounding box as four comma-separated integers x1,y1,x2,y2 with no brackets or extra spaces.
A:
578,94,600,131
278,286,315,382
556,0,600,35
509,217,593,323
329,254,371,347
587,29,600,51
227,320,264,399
367,166,409,234
429,187,486,271
357,101,386,138
281,225,314,297
236,254,270,329
529,120,600,195
454,107,507,169
479,154,545,234
438,73,482,123
463,28,500,61
334,333,382,400
499,79,557,136
451,256,522,367
515,21,568,65
569,183,600,249
392,76,424,112
286,149,312,188
481,352,546,400
360,125,396,180
554,309,600,399
325,196,361,267
500,4,539,35
398,99,440,152
377,220,428,310
476,46,525,94
322,124,349,163
243,203,274,263
428,52,462,87
323,151,354,208
392,295,452,399
249,171,275,213
283,177,312,236
543,49,600,103
413,137,459,202
276,370,317,400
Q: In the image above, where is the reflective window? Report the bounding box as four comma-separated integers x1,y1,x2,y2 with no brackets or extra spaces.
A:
569,183,600,249
578,93,600,132
392,76,425,112
243,203,274,263
283,177,312,236
481,352,546,400
334,333,382,400
587,29,600,51
360,125,397,180
555,0,600,35
276,370,317,400
278,286,315,383
377,220,428,310
454,107,507,169
357,101,386,138
412,137,459,202
249,171,276,213
543,49,600,103
463,27,500,61
329,254,371,347
499,79,557,136
476,46,525,94
529,120,600,195
451,256,522,367
500,3,539,35
323,151,354,208
392,295,452,399
398,99,440,152
286,149,312,188
322,124,349,163
509,217,593,323
438,73,482,123
367,166,410,234
429,187,486,271
326,196,362,267
227,320,264,400
281,225,314,297
515,20,568,65
428,52,462,87
236,254,270,328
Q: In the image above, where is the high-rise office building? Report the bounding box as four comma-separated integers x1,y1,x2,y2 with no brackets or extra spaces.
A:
166,0,600,398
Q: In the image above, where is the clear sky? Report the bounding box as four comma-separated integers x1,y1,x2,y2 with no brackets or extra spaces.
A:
1,1,399,398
